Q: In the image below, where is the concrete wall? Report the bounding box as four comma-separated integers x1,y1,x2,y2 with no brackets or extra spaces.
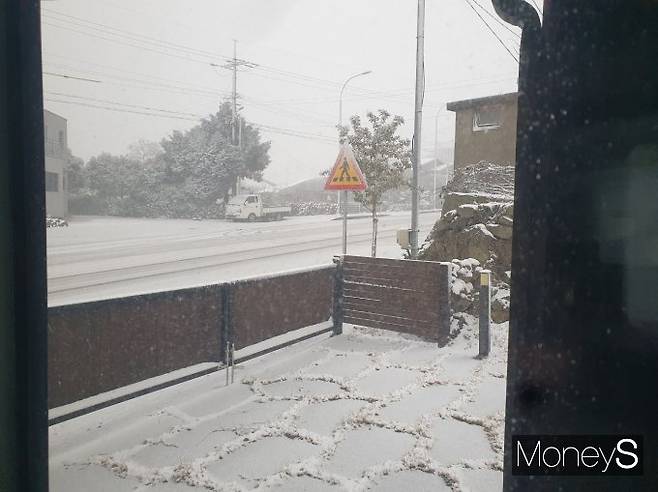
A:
453,100,518,169
44,110,69,217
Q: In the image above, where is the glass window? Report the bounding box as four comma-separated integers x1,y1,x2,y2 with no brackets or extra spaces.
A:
473,105,502,131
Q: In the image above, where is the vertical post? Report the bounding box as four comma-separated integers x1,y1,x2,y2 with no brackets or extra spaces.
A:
339,70,372,254
230,342,235,384
434,109,440,210
437,262,452,346
221,284,232,384
332,256,344,336
341,189,348,254
479,270,492,357
410,0,426,258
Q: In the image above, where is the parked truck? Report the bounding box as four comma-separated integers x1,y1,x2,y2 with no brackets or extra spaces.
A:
225,194,291,221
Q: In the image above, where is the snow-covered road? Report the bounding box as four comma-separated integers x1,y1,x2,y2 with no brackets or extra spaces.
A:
47,213,439,306
49,319,507,491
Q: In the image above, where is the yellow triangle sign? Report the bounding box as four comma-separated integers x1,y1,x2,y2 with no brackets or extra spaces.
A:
324,145,367,191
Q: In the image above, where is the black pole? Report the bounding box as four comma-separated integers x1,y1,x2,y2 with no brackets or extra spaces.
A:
0,1,49,491
332,256,344,336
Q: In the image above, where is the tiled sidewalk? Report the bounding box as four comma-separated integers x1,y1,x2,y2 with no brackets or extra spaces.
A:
50,318,507,491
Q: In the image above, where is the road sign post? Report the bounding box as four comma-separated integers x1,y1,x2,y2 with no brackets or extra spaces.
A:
324,144,367,255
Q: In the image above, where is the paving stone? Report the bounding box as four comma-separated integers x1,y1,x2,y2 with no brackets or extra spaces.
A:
439,353,481,382
50,463,140,492
459,468,503,492
205,436,319,485
141,482,207,491
325,428,415,479
213,399,295,433
262,378,342,399
176,382,254,418
353,368,418,396
385,344,443,368
377,384,461,424
430,418,496,466
322,331,409,354
131,426,236,467
304,352,372,379
265,476,339,491
368,470,451,491
462,377,507,419
294,399,366,436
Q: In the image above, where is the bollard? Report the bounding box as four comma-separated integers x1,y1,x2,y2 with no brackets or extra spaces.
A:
332,256,344,336
479,270,492,357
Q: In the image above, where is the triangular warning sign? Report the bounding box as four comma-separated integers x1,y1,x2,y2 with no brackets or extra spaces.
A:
324,145,367,191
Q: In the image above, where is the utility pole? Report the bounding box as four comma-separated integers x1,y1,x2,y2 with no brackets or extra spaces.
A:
232,40,238,145
217,40,257,194
410,0,425,258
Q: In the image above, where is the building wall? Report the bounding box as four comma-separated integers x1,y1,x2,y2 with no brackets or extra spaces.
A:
44,110,69,217
453,100,518,169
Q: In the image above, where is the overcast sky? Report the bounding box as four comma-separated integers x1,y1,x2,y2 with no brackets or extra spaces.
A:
41,0,533,186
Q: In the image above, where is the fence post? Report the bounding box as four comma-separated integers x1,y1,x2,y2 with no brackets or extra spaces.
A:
479,270,492,357
437,262,452,347
332,256,344,336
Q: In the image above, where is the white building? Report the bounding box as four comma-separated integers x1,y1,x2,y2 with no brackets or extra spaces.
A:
44,109,69,217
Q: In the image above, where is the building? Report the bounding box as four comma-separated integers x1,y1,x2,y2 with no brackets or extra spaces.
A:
447,92,518,169
44,109,69,217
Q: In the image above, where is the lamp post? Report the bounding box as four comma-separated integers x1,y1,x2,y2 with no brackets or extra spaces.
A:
434,107,440,210
410,0,425,258
338,70,372,255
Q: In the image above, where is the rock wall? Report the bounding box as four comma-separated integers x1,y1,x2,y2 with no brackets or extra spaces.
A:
423,162,515,324
449,258,511,325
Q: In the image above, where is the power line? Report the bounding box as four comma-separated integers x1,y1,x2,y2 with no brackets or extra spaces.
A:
463,0,519,63
44,98,201,121
44,91,203,117
44,95,337,144
528,0,543,15
44,53,227,92
469,0,521,40
42,9,390,98
43,61,227,98
42,71,101,83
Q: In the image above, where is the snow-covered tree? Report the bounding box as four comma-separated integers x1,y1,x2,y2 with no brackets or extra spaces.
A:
160,101,270,207
340,110,411,256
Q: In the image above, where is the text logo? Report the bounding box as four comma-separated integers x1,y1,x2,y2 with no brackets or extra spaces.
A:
512,435,643,475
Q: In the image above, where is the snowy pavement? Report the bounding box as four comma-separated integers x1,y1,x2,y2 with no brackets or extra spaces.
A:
49,319,508,491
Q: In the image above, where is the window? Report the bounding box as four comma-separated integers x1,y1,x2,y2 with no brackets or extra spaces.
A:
473,105,502,131
58,129,65,149
246,196,258,204
45,171,58,192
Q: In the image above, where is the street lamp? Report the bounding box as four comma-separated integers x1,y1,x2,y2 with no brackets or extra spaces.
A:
338,70,372,255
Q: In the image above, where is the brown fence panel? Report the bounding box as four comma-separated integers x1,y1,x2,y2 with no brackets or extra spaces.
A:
230,266,335,350
342,255,451,344
48,285,222,408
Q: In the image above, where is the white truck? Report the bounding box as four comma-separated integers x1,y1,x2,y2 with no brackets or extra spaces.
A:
225,194,291,222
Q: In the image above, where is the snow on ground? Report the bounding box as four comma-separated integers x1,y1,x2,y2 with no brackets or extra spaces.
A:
47,213,438,306
49,318,508,492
